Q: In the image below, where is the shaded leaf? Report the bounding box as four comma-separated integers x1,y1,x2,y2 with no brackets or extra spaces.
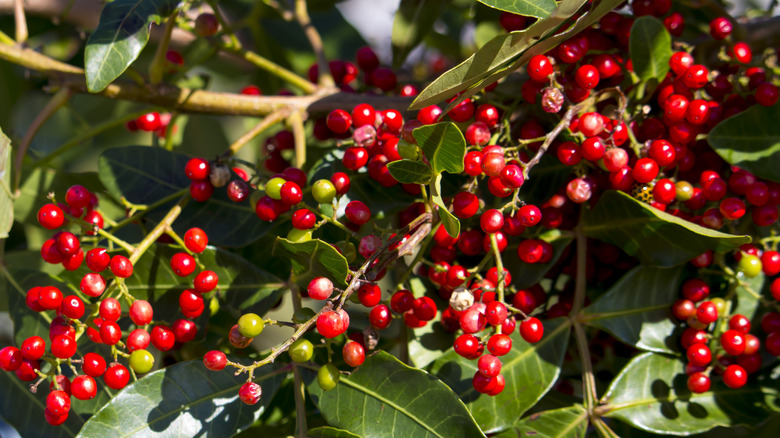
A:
98,146,274,246
410,0,588,110
77,360,285,437
733,273,765,322
602,352,776,435
478,0,556,19
709,104,780,182
582,190,750,266
85,0,180,92
429,318,571,433
309,351,486,438
0,364,84,437
504,229,573,289
502,405,589,438
0,127,12,238
582,265,683,353
431,174,460,238
413,123,466,175
629,17,671,82
3,268,70,345
391,0,447,68
272,238,349,288
308,426,362,438
58,244,285,317
387,160,433,185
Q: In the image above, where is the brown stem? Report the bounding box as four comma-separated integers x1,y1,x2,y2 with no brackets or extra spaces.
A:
129,197,187,264
289,109,307,169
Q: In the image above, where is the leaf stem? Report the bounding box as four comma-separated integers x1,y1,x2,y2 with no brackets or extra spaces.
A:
129,196,188,264
13,0,27,43
110,188,189,232
571,220,599,420
68,215,136,254
149,12,178,85
489,233,505,306
289,109,307,169
292,364,308,438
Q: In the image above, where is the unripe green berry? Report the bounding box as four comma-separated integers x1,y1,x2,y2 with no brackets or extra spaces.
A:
312,180,337,204
396,140,419,160
237,313,265,338
317,363,340,391
675,181,694,202
289,339,314,362
265,177,286,200
129,349,155,374
738,254,762,278
287,228,313,242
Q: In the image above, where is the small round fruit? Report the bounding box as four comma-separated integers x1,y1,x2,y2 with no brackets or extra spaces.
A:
308,277,334,300
82,352,107,377
110,255,133,278
520,317,544,343
317,363,340,391
237,313,265,338
722,364,748,389
104,364,130,390
289,339,314,363
238,382,262,405
129,300,154,326
129,349,155,374
687,372,711,393
737,254,762,278
343,341,365,367
312,179,337,203
37,204,65,229
204,350,227,371
46,390,71,416
0,346,22,372
184,227,208,253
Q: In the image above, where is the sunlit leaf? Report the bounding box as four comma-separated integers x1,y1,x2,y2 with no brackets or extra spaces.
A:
478,0,557,19
0,127,12,238
387,160,433,185
413,123,466,176
499,405,589,438
629,17,672,82
272,238,349,288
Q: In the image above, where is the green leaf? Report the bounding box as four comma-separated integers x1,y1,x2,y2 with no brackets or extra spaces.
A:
308,426,362,438
602,352,776,435
413,123,466,175
85,0,180,92
733,273,765,322
98,146,274,246
410,0,588,110
629,16,672,82
272,238,349,288
504,229,573,289
431,174,460,238
308,351,486,438
477,0,557,19
709,104,780,182
0,127,12,238
0,363,84,437
391,0,447,68
387,159,434,185
77,360,285,437
429,318,571,433
3,268,69,345
59,244,285,317
582,265,684,353
501,405,589,438
582,190,750,267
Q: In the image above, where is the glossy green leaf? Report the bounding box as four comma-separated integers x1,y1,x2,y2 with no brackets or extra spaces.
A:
98,146,274,246
501,405,589,438
272,238,349,287
58,244,285,316
709,104,780,182
410,0,588,110
308,426,362,438
309,351,486,438
582,265,683,353
429,318,571,433
77,360,285,437
582,190,750,266
387,159,433,185
0,364,84,437
602,353,776,435
504,229,573,289
629,17,671,82
391,0,447,68
3,268,72,345
478,0,556,19
0,127,12,238
431,174,460,238
85,0,180,92
413,123,466,175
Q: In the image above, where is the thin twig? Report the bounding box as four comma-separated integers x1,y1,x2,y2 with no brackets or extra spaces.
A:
289,109,307,169
13,88,73,192
149,12,178,85
13,0,27,43
224,109,290,157
294,0,333,88
129,197,187,264
571,220,598,418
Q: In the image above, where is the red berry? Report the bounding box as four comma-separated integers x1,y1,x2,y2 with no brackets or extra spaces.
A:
307,277,333,300
104,364,130,390
99,321,122,345
686,343,712,367
345,201,371,225
193,270,218,293
21,336,46,360
317,311,346,338
184,227,208,253
110,255,133,278
46,390,71,417
130,300,154,325
51,335,77,358
477,354,501,377
82,352,107,377
357,283,382,307
151,325,176,351
238,382,262,405
172,319,197,343
487,333,512,356
527,55,553,82
520,317,544,343
343,341,366,367
86,248,110,272
185,158,210,181
722,364,747,389
326,109,352,134
369,304,391,329
204,350,227,371
696,301,718,324
687,372,711,393
71,375,97,400
37,204,65,229
390,290,415,313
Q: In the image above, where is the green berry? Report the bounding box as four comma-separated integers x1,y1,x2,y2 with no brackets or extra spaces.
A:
738,254,762,278
312,179,337,204
293,307,316,323
711,297,727,316
675,181,694,202
129,349,155,374
289,339,314,362
237,313,265,338
287,228,313,242
396,140,419,160
265,177,286,200
317,363,340,391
